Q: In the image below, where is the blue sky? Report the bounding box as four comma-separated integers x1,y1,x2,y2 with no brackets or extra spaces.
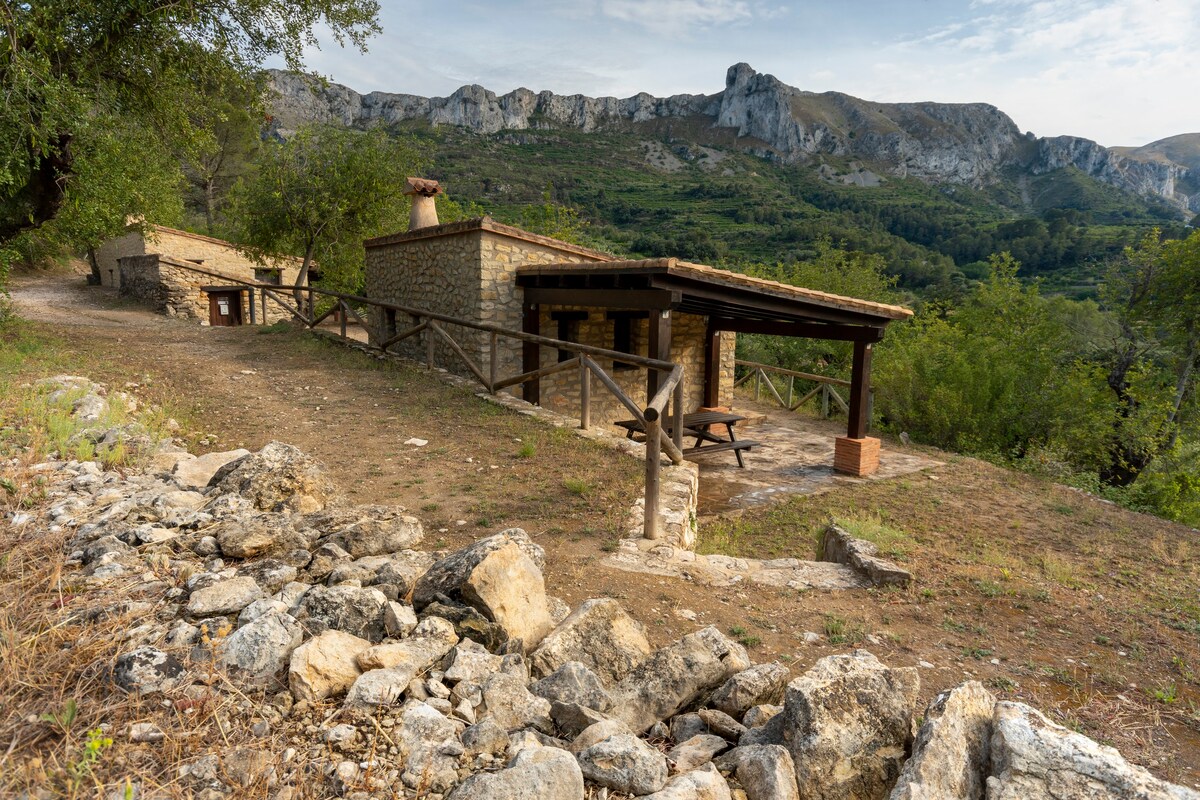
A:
292,0,1196,147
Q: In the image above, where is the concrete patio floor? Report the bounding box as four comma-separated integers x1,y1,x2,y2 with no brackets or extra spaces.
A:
689,400,941,516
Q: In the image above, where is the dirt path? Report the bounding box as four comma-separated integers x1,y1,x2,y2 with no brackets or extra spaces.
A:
10,272,1200,785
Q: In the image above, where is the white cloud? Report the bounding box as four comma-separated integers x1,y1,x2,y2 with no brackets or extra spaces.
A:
600,0,753,35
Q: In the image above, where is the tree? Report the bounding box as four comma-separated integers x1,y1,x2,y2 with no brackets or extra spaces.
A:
1099,229,1200,484
183,81,266,235
0,0,380,255
228,124,425,299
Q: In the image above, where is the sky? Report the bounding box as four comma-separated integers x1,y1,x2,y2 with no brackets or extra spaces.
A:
291,0,1197,148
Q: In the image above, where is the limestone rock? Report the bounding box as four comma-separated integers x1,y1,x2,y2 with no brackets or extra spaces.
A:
172,449,250,490
571,719,634,754
781,650,919,800
236,558,299,594
671,712,710,743
669,734,730,773
218,612,303,685
114,646,186,695
345,618,458,708
212,512,319,559
530,598,652,686
986,701,1200,800
820,524,912,587
464,539,553,648
698,708,746,741
394,701,464,794
735,744,800,800
412,528,545,607
186,576,264,618
890,681,994,800
479,671,553,733
551,701,610,739
306,504,424,557
448,745,584,800
444,644,504,684
462,719,511,757
208,441,338,514
710,663,790,719
641,762,732,800
296,584,390,641
422,598,510,652
743,704,781,729
577,732,669,795
288,630,371,702
608,628,740,734
530,661,612,711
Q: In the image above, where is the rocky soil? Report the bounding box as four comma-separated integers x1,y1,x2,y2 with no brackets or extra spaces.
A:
8,375,1198,799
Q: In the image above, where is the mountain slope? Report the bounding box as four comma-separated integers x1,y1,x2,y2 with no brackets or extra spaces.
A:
268,64,1195,217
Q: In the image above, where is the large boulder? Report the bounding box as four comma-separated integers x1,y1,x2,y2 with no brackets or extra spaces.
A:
531,598,652,687
709,663,790,719
296,584,391,641
668,734,730,773
414,531,552,649
780,650,919,800
890,681,994,800
478,672,554,733
577,732,669,795
530,661,612,712
288,630,371,702
212,512,320,559
608,627,747,734
306,504,424,557
186,576,264,618
448,746,584,800
986,701,1200,800
734,744,800,800
172,449,250,490
208,441,338,514
218,611,304,685
412,528,544,606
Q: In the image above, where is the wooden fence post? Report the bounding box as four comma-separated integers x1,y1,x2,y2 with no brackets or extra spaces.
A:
489,331,498,392
672,378,684,453
754,369,761,402
580,362,591,430
425,319,435,369
339,301,347,337
644,417,661,540
821,384,830,419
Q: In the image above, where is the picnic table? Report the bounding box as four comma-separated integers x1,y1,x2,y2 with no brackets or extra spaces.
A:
615,410,759,468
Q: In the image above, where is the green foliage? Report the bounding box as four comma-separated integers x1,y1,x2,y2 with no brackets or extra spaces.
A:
517,185,589,244
0,0,381,283
65,728,112,792
874,254,1113,468
38,698,79,736
228,124,425,294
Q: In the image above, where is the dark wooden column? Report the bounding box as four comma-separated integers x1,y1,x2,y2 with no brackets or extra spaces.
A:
847,340,874,439
522,301,540,404
703,321,721,408
646,310,672,400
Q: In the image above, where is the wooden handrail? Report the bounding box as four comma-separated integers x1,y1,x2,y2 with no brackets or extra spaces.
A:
735,359,851,387
167,261,690,540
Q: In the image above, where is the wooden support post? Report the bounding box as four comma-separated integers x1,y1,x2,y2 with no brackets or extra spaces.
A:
821,384,830,419
644,417,661,540
522,301,540,404
579,362,591,430
755,369,761,402
339,301,347,337
425,318,435,369
647,310,672,403
261,290,268,324
847,340,873,439
248,289,256,324
703,323,721,408
489,331,499,393
672,378,684,453
786,375,793,408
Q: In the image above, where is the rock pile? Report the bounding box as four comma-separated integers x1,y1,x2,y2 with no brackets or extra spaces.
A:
18,376,1198,799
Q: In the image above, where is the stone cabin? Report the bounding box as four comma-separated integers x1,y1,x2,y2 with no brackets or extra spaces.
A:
96,224,306,326
363,189,911,474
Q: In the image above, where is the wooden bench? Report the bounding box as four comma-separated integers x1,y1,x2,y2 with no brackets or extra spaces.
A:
684,438,760,468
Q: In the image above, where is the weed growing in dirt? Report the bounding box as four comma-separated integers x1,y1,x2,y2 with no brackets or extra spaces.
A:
516,442,536,458
563,478,591,496
830,513,913,560
823,613,866,646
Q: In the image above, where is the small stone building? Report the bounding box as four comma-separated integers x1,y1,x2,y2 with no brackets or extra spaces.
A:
363,211,912,478
99,224,305,326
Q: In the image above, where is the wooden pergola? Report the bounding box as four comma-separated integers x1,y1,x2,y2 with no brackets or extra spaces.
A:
516,257,913,441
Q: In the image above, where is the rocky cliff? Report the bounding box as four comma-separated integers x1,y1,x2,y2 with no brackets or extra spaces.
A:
268,64,1195,215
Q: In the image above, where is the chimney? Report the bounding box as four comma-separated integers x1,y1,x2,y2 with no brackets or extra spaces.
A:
405,177,442,231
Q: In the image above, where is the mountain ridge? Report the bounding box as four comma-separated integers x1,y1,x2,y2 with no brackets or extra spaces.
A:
267,64,1196,218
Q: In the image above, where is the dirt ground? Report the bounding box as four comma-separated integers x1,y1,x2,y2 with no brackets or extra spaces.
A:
9,271,1200,787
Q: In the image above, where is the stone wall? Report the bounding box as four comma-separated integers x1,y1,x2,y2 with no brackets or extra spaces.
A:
97,225,302,289
118,254,297,325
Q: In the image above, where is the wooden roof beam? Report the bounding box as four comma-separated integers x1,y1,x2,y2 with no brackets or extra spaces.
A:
710,317,886,342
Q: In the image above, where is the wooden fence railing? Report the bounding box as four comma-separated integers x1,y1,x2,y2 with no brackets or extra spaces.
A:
171,264,686,539
735,359,872,430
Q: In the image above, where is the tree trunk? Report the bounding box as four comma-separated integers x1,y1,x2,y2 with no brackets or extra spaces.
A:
204,177,216,235
1166,334,1198,449
293,245,314,310
86,247,102,286
0,134,74,242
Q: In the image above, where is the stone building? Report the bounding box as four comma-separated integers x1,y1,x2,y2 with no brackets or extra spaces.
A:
99,224,306,326
363,187,911,475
